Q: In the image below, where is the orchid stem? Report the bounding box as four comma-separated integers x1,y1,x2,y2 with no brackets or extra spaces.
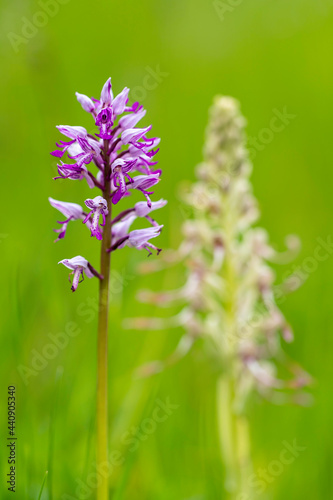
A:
217,375,238,496
217,374,253,500
217,207,253,499
97,139,112,500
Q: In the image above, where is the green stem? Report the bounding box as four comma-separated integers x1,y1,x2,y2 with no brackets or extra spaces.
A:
217,375,238,495
216,206,253,499
217,374,253,499
37,471,48,500
97,139,112,500
235,413,252,497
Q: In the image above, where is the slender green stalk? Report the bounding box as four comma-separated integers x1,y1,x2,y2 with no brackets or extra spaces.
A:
217,203,253,499
217,375,253,500
235,414,252,497
217,375,238,494
48,367,63,500
96,139,112,500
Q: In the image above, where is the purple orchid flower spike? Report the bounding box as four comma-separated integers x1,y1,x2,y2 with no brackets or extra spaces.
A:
83,196,108,240
50,76,165,291
49,198,84,241
58,256,103,292
50,77,166,499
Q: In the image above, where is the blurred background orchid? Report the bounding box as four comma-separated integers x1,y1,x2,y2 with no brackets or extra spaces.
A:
127,96,312,498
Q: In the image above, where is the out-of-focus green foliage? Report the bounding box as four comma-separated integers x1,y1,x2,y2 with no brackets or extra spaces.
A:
0,0,332,498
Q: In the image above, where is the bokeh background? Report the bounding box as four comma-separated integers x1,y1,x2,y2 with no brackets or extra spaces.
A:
1,0,332,498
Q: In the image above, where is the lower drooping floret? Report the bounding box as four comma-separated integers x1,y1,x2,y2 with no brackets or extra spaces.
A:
58,256,102,292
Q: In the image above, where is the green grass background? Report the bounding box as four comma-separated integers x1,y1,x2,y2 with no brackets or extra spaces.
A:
1,0,332,498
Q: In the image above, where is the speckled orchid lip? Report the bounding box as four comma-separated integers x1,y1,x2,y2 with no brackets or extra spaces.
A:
82,196,109,241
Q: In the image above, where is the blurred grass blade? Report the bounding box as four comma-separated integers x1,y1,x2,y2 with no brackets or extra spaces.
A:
48,366,64,500
37,471,48,500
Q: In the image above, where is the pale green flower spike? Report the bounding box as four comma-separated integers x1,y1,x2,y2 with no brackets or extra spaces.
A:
127,96,311,498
